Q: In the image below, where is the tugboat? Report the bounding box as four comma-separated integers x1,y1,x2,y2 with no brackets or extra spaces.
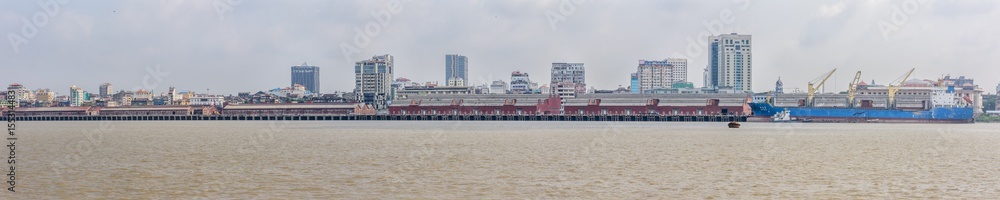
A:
727,121,741,128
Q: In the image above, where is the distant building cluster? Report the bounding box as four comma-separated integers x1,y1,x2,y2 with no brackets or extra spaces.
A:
3,33,758,113
12,31,997,116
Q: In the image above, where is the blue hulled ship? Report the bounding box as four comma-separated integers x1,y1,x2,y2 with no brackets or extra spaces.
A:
749,102,974,123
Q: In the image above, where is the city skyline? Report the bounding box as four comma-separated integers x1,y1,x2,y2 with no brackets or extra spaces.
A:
3,1,999,94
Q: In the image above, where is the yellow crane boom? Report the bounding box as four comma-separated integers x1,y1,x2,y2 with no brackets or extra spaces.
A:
888,68,915,109
848,71,862,108
766,91,772,104
807,68,837,107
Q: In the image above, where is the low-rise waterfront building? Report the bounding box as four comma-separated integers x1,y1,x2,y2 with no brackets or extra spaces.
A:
396,85,474,99
189,95,225,106
562,93,749,115
2,106,96,116
389,94,562,115
222,103,357,115
96,106,212,116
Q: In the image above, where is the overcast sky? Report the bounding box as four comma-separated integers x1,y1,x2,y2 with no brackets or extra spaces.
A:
2,0,999,95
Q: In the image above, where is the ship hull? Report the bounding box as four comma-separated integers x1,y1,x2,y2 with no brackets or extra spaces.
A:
748,103,974,123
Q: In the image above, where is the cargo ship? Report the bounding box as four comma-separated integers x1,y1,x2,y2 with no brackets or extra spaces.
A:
749,88,975,123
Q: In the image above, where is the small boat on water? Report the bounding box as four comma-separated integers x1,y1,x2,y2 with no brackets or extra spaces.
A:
728,121,741,128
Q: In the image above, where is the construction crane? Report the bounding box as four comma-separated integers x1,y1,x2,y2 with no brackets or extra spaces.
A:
807,68,837,107
887,68,916,109
847,71,862,108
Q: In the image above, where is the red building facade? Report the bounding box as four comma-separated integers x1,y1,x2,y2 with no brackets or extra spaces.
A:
389,95,562,115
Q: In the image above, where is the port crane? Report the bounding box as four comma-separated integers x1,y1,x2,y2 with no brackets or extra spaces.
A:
887,68,916,109
847,71,862,108
807,68,837,107
765,91,772,104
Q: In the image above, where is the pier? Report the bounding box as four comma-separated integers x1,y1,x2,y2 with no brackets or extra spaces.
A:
2,114,747,122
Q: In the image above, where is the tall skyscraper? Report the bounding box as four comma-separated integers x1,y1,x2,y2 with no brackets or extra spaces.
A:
635,58,688,93
291,63,320,94
707,33,753,92
99,83,113,98
445,54,468,86
550,63,586,95
355,55,394,110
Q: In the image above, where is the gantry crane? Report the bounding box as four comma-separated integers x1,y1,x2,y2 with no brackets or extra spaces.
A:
807,68,837,107
847,71,862,108
887,68,916,109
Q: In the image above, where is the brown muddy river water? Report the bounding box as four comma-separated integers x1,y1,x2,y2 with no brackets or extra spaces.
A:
3,121,999,199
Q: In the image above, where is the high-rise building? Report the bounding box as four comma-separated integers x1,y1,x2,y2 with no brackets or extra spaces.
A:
636,58,688,93
510,71,532,94
550,63,586,95
99,83,113,98
168,87,178,105
630,73,640,94
775,77,784,94
445,54,468,86
69,85,85,107
6,83,31,102
355,54,394,110
291,63,320,94
707,33,752,92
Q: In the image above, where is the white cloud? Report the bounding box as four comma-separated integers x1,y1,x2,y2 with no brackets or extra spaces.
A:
818,2,847,17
